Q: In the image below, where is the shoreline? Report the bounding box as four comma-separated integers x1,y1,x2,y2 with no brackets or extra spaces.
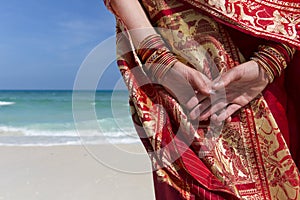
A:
0,144,155,200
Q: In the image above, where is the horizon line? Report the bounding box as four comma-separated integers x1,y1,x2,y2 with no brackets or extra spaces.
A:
0,89,128,91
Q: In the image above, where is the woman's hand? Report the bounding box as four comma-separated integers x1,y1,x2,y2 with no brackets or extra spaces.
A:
189,60,269,123
160,61,212,111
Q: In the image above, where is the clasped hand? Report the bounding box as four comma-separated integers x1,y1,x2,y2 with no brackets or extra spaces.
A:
160,60,269,124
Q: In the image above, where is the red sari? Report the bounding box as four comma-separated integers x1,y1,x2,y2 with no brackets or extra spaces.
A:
104,0,300,199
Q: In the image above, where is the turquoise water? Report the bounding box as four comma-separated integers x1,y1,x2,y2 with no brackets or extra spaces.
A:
0,90,138,146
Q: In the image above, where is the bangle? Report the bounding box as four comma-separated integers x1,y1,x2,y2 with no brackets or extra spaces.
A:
137,34,165,62
250,43,295,83
250,56,274,83
136,34,177,82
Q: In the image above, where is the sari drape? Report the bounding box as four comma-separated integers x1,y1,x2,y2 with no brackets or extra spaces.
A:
104,0,300,199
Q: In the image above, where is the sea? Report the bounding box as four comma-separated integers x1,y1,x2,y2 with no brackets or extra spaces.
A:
0,90,139,146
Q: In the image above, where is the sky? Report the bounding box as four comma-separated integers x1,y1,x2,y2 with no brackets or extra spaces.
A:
0,0,123,90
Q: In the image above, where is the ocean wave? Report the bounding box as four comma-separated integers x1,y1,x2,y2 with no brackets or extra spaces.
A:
0,140,82,147
0,101,15,106
0,135,139,146
0,125,139,146
0,140,140,147
0,126,75,136
0,125,136,137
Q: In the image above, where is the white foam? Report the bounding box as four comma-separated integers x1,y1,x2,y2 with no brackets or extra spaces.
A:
0,101,15,106
0,125,79,137
0,126,25,135
0,125,139,146
0,141,82,147
0,125,136,137
0,140,140,146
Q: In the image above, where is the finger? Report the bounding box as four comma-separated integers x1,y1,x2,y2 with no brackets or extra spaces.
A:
185,90,209,110
189,96,223,121
213,68,243,90
161,68,198,109
171,62,212,96
210,113,223,127
189,98,211,120
185,95,199,110
226,116,232,123
185,75,212,110
196,88,227,120
197,93,208,103
189,103,202,120
199,98,228,121
191,73,212,96
216,104,241,122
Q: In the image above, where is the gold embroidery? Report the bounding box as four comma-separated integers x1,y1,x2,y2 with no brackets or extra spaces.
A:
115,0,300,198
179,0,300,47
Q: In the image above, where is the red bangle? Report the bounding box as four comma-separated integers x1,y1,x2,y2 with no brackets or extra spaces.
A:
251,42,294,83
136,34,177,82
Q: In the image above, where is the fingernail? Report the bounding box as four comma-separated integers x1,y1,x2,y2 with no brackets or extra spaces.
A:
208,89,216,95
199,115,207,121
201,117,208,121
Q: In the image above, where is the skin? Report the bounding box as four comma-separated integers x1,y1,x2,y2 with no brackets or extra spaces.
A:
110,0,269,123
190,60,269,124
110,0,212,110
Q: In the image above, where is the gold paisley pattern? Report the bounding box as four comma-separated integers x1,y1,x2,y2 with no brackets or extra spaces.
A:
104,0,300,199
142,0,299,199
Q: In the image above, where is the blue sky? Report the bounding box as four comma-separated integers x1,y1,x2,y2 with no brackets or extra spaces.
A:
0,0,122,90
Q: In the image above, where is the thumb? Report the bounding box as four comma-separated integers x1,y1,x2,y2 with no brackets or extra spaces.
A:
213,68,242,90
190,73,212,96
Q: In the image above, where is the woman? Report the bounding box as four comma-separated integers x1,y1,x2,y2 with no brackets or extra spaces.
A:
104,0,300,199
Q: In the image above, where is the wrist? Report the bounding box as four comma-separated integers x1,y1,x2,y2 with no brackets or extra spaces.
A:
250,58,273,83
250,60,270,84
136,34,177,83
250,43,294,83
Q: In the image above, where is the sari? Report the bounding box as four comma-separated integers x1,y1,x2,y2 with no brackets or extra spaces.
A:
104,0,300,199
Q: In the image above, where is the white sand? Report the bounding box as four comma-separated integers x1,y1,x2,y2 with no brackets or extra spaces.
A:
0,144,155,200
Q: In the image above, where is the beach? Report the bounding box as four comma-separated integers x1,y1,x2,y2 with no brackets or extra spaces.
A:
0,144,155,200
0,90,155,199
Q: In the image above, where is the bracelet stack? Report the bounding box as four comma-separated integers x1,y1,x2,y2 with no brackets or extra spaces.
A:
136,34,177,82
250,43,295,83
